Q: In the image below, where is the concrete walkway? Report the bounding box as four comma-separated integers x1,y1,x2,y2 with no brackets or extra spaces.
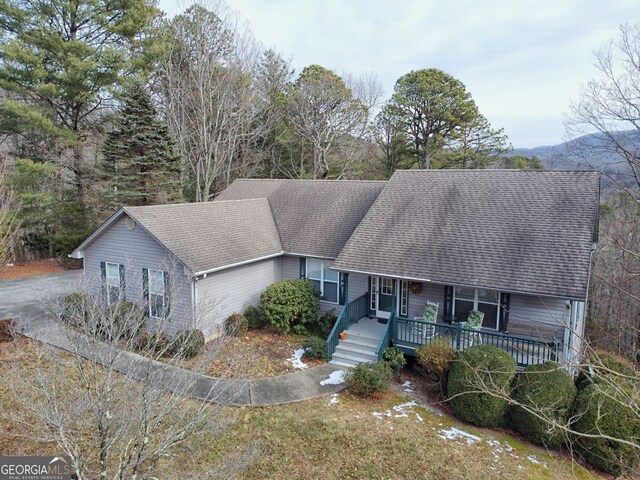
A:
1,272,347,406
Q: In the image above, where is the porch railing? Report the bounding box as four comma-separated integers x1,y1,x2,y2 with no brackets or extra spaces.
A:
326,293,369,360
375,312,394,360
392,316,561,369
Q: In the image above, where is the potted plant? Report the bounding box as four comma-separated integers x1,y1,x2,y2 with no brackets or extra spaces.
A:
339,331,348,341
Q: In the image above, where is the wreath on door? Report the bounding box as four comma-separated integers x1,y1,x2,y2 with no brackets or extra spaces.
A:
409,281,423,295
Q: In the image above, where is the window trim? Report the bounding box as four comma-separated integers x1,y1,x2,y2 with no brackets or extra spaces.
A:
452,287,500,330
147,269,167,319
104,261,124,304
305,258,339,305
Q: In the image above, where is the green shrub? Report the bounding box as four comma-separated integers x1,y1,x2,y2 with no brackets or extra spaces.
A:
0,318,16,342
577,350,637,389
172,329,205,359
62,292,96,326
382,346,406,372
417,337,457,388
260,279,319,334
302,336,327,361
345,361,393,398
244,305,268,330
225,313,248,337
447,345,516,427
510,362,576,449
135,330,171,355
314,309,337,338
107,301,145,340
572,381,640,476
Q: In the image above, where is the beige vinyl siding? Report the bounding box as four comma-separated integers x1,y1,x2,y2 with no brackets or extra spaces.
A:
195,257,281,337
507,294,568,340
82,215,192,334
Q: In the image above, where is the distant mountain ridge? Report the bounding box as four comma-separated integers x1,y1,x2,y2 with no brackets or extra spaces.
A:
508,131,640,171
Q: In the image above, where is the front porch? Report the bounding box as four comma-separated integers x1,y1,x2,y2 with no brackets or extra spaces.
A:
327,293,564,369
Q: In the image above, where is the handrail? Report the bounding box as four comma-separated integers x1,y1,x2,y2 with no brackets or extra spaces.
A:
326,293,369,360
392,316,562,368
376,312,394,360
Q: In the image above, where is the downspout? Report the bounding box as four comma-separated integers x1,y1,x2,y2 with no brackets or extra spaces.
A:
192,276,198,328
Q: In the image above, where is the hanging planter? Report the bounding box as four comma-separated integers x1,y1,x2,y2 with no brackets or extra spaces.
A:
409,281,423,295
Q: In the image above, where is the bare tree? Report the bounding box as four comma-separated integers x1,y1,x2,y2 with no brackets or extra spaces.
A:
2,269,249,479
566,23,640,201
0,157,18,273
158,2,267,201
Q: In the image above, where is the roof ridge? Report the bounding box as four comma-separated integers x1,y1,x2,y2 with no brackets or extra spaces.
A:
232,178,387,183
393,169,599,174
124,198,268,210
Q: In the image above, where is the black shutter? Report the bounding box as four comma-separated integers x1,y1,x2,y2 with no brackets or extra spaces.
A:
339,272,348,305
299,257,306,278
100,261,106,299
500,292,510,332
119,264,125,301
142,268,149,315
443,285,453,322
368,276,373,316
164,271,171,318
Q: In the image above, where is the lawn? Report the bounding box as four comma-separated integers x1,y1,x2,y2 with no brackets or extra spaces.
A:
0,338,607,479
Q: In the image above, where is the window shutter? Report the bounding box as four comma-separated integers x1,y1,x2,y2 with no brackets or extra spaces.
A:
499,292,510,332
339,272,348,305
443,285,453,321
119,264,125,301
100,261,106,299
164,271,171,318
142,268,149,314
299,257,306,278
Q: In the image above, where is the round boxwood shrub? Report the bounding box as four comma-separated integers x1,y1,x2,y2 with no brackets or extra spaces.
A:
345,361,393,398
577,350,637,389
417,337,457,388
62,292,96,326
172,329,205,359
244,305,268,330
259,279,319,334
225,313,248,337
107,301,146,340
135,329,171,355
302,336,327,361
572,380,640,476
510,362,576,449
315,309,337,338
447,345,516,427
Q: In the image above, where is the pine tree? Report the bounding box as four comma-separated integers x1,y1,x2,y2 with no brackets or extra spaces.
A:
99,82,182,211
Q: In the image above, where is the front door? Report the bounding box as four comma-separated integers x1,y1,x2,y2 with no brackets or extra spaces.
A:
375,277,397,319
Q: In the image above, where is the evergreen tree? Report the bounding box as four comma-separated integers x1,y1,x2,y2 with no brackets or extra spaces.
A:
99,82,182,211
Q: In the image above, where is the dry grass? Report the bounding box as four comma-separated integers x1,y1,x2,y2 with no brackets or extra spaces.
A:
176,328,326,379
0,339,612,480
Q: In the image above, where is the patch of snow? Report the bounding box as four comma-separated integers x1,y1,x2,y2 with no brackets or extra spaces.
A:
401,380,414,392
415,413,424,422
328,393,339,405
288,348,308,369
319,370,345,385
401,380,412,387
439,427,482,445
527,455,547,468
372,410,392,419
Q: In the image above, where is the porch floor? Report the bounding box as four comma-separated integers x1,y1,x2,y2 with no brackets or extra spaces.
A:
347,316,387,340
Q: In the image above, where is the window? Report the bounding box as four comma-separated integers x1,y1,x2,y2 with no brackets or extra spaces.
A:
453,287,500,330
148,269,167,319
306,258,338,304
400,280,408,316
104,262,124,304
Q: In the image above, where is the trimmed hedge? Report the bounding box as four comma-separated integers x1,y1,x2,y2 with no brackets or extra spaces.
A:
314,309,337,338
135,330,171,355
62,292,96,326
345,361,393,398
260,279,319,334
225,313,248,337
244,305,268,330
172,329,205,359
510,362,576,449
577,350,637,389
572,380,640,476
447,345,516,427
107,301,145,340
382,346,406,372
302,336,327,361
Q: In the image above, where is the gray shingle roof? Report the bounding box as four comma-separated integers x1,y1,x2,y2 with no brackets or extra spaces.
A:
332,170,600,299
124,199,282,274
215,179,386,258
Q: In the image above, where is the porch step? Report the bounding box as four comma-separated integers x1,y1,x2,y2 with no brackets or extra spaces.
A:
330,317,385,367
334,345,378,363
331,352,373,368
339,335,379,349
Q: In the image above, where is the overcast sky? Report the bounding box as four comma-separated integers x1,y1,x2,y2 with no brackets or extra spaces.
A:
158,0,638,148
